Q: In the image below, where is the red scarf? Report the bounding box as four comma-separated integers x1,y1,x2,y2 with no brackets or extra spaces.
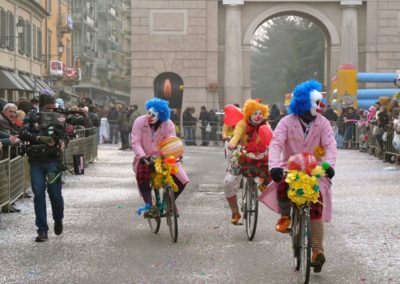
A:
245,119,266,143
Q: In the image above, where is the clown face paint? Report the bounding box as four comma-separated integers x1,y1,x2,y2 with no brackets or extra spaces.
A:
147,107,159,124
250,110,264,124
310,90,324,116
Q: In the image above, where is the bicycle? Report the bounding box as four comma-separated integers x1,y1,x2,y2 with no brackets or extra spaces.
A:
142,157,179,242
233,145,268,241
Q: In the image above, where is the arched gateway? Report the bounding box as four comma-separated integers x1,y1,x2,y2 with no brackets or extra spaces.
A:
131,0,399,110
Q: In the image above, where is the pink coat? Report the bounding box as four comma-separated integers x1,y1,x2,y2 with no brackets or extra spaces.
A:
259,114,337,221
131,115,189,184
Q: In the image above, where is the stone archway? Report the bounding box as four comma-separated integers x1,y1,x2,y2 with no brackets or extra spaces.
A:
241,3,341,101
222,1,363,105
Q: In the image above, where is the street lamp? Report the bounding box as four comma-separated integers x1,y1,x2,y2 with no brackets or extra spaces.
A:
58,41,64,59
41,41,66,61
16,18,25,34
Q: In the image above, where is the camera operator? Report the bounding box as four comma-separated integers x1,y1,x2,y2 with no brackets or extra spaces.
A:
19,91,67,242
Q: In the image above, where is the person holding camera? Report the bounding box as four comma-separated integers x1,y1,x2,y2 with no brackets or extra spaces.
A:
19,91,67,242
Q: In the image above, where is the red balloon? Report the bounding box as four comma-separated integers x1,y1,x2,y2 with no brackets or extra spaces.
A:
258,125,273,147
223,105,244,126
163,79,172,99
288,153,317,175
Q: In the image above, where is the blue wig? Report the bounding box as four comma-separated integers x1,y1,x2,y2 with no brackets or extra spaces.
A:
288,80,322,115
145,98,170,122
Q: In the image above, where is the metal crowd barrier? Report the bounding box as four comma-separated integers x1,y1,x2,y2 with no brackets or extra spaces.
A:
336,120,400,164
317,120,399,164
382,125,400,163
0,127,98,212
0,154,29,211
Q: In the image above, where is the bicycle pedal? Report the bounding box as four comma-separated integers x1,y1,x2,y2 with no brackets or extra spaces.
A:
233,222,243,226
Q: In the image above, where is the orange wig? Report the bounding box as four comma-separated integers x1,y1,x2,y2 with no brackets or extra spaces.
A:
243,99,269,122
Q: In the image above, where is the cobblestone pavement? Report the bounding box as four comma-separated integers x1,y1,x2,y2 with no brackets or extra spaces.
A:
0,144,399,283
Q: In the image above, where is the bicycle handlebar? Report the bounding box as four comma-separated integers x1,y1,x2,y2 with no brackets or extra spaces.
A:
141,155,183,165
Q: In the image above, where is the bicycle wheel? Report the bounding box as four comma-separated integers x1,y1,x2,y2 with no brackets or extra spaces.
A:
164,186,178,242
299,206,312,284
245,178,258,241
147,190,161,234
290,206,301,271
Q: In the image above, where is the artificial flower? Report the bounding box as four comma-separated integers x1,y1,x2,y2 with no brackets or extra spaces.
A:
285,170,320,206
234,142,269,178
151,156,179,192
314,145,325,159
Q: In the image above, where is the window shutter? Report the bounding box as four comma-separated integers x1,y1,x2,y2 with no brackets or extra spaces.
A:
9,13,15,51
37,29,42,61
5,11,10,49
25,20,31,57
0,8,5,48
33,25,37,59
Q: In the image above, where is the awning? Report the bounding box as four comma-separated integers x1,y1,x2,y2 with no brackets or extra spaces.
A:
34,78,55,95
9,72,33,92
20,73,36,90
0,69,26,90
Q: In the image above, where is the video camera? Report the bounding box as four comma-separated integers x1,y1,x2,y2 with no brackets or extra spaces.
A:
20,108,79,145
23,108,85,130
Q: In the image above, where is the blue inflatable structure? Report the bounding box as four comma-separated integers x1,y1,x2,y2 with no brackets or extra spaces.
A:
334,72,399,109
357,73,398,109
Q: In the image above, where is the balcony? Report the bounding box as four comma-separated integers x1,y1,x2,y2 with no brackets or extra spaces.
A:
74,45,97,62
73,13,83,25
72,13,96,30
81,73,100,84
58,14,73,34
98,5,118,19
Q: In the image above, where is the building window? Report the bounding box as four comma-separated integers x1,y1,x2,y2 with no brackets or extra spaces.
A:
47,0,51,13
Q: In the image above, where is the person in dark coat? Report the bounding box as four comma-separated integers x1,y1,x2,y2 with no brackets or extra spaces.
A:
117,104,130,150
323,105,338,123
182,107,197,145
269,104,281,130
199,106,210,146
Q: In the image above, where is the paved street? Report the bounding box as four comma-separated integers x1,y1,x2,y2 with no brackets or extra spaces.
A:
0,144,399,283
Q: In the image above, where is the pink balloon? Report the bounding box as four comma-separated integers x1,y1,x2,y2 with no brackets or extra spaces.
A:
258,125,273,147
223,105,244,126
